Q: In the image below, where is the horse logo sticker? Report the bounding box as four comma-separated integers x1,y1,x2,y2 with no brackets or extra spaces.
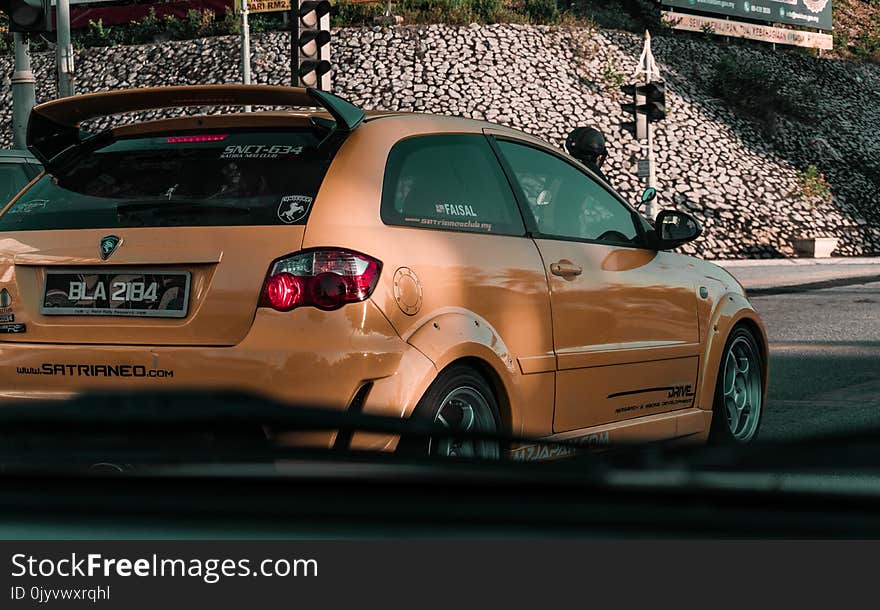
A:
277,195,313,224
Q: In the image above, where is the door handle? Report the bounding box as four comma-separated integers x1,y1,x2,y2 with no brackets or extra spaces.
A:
550,260,583,278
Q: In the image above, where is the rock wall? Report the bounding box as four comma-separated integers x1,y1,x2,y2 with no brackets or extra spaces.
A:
1,24,878,259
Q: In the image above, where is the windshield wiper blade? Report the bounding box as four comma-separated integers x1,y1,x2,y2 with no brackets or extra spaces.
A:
116,201,252,218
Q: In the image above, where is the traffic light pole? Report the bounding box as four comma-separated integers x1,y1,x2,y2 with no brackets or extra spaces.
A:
289,5,298,88
11,33,35,150
636,31,660,220
646,115,658,221
56,0,75,97
240,0,252,111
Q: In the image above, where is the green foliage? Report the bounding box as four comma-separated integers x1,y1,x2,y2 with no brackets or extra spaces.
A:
710,55,818,134
523,0,559,23
798,165,832,204
564,0,642,31
331,2,385,27
601,58,625,88
129,9,163,44
394,0,506,25
66,8,245,49
0,14,10,55
77,19,124,48
0,0,594,54
249,14,282,34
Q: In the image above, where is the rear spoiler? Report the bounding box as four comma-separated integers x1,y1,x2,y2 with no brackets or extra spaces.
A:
26,85,366,168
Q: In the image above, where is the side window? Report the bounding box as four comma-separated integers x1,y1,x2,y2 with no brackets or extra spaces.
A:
381,134,524,236
496,140,639,245
0,164,33,206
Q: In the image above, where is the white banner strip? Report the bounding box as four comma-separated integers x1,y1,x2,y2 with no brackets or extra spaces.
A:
662,11,834,50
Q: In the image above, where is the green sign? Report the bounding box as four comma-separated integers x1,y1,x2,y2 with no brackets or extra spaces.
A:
661,0,832,31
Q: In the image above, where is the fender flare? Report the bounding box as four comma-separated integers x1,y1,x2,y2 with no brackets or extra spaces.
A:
403,308,522,433
698,291,769,412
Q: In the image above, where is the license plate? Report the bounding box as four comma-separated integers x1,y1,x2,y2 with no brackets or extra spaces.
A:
41,270,191,318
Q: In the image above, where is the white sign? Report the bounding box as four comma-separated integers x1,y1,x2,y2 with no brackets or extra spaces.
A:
234,0,291,13
661,11,833,50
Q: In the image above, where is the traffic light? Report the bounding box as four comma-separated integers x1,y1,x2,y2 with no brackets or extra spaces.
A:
0,0,53,33
620,80,666,138
295,0,331,90
638,81,666,121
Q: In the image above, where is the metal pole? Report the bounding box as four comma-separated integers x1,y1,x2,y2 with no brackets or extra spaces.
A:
289,3,299,87
12,33,36,150
639,30,659,220
56,0,76,97
646,120,658,221
240,0,252,111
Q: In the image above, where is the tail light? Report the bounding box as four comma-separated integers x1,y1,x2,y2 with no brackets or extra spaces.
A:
259,248,382,312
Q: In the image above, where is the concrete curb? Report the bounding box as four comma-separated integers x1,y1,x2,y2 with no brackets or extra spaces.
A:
715,257,880,268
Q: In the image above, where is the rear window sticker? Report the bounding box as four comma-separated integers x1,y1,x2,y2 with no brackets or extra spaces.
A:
221,144,304,159
403,216,494,233
277,195,313,224
6,199,48,215
434,203,478,218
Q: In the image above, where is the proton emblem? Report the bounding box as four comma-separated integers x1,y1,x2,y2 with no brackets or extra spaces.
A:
99,235,121,261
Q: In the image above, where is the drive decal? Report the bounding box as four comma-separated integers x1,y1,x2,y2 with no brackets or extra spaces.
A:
612,383,696,415
16,364,174,378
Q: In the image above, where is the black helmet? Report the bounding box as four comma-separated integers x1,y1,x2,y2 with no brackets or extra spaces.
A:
565,126,607,167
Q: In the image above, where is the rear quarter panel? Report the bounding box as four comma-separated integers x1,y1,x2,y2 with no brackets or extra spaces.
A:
301,117,556,437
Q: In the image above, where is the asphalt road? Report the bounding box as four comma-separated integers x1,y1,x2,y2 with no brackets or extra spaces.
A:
749,280,880,441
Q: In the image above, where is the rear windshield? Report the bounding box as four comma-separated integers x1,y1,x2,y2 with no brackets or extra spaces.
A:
0,131,334,231
0,163,40,207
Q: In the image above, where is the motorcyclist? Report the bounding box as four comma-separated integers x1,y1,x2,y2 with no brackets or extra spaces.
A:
565,126,608,183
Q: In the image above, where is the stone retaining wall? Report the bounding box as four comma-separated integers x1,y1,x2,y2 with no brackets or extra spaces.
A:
2,24,877,258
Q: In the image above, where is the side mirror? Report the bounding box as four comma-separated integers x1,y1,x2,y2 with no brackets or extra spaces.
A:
638,187,657,209
652,210,702,250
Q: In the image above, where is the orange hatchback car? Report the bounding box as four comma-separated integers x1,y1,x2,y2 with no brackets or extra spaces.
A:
0,85,767,457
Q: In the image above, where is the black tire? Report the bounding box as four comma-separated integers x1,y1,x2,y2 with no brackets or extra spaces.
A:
709,325,765,444
400,364,502,458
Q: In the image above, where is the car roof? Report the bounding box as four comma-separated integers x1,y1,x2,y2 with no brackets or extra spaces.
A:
109,109,542,145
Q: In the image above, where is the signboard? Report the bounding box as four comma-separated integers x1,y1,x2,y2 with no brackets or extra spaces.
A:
234,0,291,13
661,0,833,31
663,11,833,49
637,160,650,178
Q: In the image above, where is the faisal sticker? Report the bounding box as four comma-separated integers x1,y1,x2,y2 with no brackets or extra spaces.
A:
434,203,478,218
277,195,313,224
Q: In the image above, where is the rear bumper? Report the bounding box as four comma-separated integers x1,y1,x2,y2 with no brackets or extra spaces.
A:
0,301,433,429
